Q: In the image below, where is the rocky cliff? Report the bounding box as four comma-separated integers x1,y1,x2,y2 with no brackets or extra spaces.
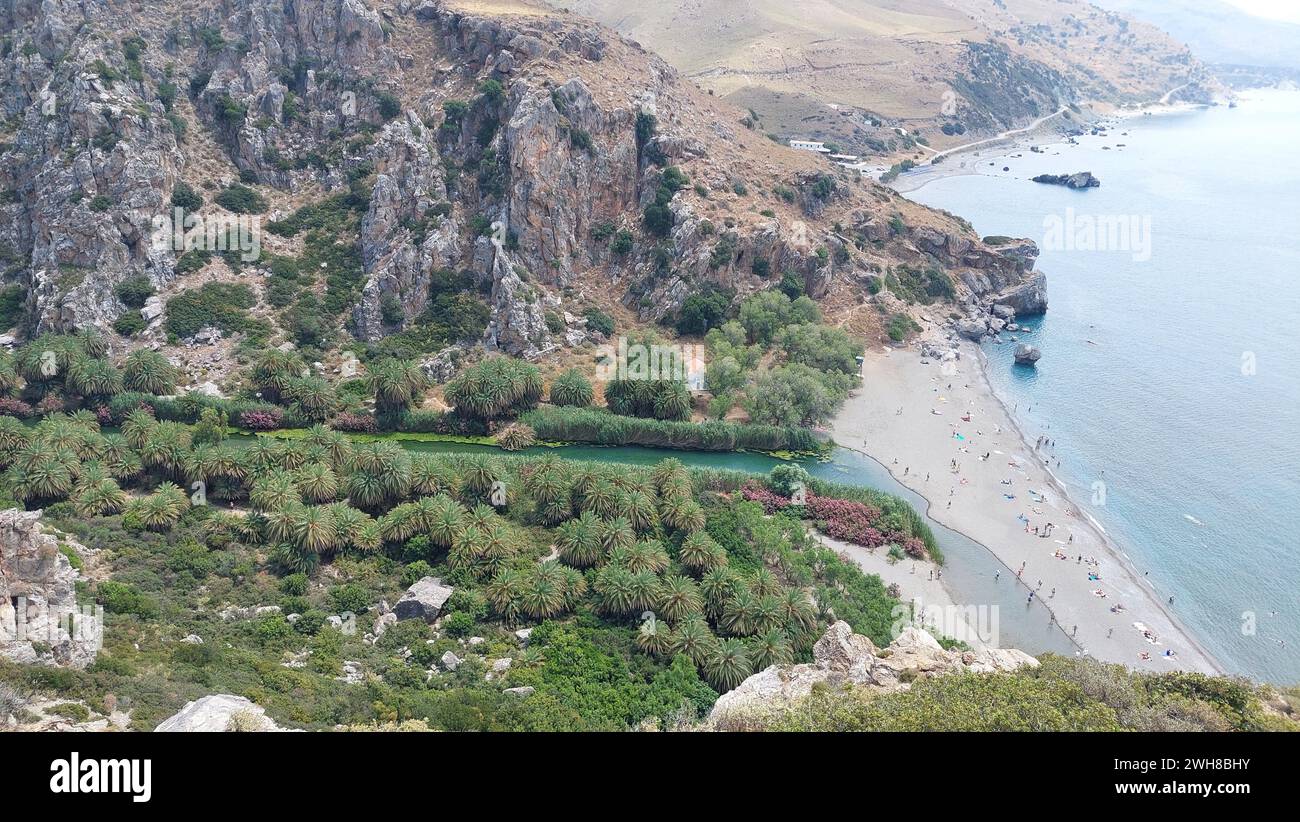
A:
0,0,1046,363
0,508,100,669
707,620,1038,731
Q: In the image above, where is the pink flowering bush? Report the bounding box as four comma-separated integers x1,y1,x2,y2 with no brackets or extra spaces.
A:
740,480,790,513
239,408,284,430
0,397,35,419
330,412,377,433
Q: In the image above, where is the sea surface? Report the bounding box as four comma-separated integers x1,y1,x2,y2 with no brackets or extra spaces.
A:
906,88,1300,683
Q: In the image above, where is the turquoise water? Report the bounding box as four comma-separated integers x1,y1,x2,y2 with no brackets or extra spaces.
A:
906,89,1300,683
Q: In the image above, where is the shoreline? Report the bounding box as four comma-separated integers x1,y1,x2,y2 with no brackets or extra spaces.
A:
828,341,1225,674
966,344,1227,675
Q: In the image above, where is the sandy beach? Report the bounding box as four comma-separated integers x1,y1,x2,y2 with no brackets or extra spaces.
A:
828,342,1223,674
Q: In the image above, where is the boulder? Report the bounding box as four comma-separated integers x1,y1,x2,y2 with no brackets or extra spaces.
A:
707,621,1038,729
441,651,463,671
394,577,454,622
154,695,290,732
956,317,988,341
1014,344,1042,365
503,686,535,697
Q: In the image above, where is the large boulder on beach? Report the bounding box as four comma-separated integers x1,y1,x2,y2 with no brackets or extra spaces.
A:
956,317,988,341
706,621,1038,730
394,577,455,622
995,271,1048,316
1014,344,1042,365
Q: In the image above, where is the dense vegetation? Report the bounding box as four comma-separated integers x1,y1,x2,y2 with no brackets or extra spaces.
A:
0,407,927,729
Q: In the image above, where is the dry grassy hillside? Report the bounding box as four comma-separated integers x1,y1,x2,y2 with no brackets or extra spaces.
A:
555,0,1219,157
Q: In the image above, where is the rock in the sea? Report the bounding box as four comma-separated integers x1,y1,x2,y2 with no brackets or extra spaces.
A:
707,621,1038,729
994,271,1048,316
394,577,454,622
1031,171,1100,189
1013,344,1042,365
154,694,290,732
1,509,101,669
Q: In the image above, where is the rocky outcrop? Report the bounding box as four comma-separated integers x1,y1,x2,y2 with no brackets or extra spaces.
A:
1032,171,1100,189
707,621,1038,729
995,271,1049,316
1014,343,1042,365
0,509,100,669
154,694,290,731
393,576,454,622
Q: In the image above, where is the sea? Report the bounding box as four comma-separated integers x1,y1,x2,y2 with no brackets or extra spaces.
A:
905,88,1300,683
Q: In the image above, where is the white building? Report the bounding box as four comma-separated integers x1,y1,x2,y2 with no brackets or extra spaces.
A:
789,139,831,153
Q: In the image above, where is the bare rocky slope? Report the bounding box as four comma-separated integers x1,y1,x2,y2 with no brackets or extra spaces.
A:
0,0,1040,377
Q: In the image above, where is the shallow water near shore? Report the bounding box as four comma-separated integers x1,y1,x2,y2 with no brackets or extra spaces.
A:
905,89,1300,682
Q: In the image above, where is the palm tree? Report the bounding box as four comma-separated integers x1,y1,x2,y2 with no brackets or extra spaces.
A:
636,618,675,657
548,368,593,407
753,595,784,636
594,565,637,616
448,525,485,574
750,567,782,598
366,358,427,413
627,569,661,613
121,408,157,450
595,516,635,554
651,458,688,493
580,478,618,519
657,575,704,623
652,380,691,421
72,477,127,517
701,567,740,620
556,510,602,568
428,494,465,549
677,531,714,573
617,488,658,532
139,422,191,476
0,416,32,464
520,562,568,619
486,569,524,623
326,503,369,549
671,617,717,667
251,349,305,403
379,502,419,543
778,588,817,635
250,471,300,512
721,588,760,637
66,357,123,400
284,374,338,422
262,502,303,545
0,351,19,394
661,495,705,532
458,454,501,499
292,505,338,556
623,540,670,574
295,462,338,503
122,349,179,394
705,639,753,691
98,435,142,481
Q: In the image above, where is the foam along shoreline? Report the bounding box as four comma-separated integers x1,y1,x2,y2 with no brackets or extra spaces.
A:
828,342,1225,675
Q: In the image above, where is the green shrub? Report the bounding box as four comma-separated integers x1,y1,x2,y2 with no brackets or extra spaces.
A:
214,183,267,214
163,282,257,339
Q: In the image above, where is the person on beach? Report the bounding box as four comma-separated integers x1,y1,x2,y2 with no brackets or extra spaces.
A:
1027,592,1035,604
995,570,1001,581
1108,628,1114,638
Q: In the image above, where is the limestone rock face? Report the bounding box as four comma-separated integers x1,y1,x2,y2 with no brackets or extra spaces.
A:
707,621,1038,729
394,576,454,622
0,509,100,669
154,694,289,732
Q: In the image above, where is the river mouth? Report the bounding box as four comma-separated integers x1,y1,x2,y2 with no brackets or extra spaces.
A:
223,431,1079,657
